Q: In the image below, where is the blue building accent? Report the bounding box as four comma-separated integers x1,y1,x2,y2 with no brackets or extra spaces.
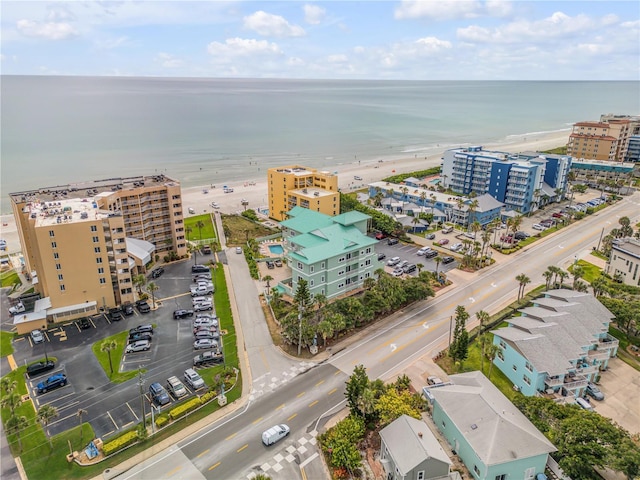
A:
490,290,617,401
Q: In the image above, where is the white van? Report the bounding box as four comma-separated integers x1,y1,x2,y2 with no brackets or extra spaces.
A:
262,424,290,446
188,207,196,214
442,226,453,234
575,397,594,411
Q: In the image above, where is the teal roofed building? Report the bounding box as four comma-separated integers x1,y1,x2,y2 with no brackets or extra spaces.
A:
279,207,379,299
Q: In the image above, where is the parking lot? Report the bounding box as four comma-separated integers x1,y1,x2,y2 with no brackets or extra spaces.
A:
8,253,224,440
374,235,459,276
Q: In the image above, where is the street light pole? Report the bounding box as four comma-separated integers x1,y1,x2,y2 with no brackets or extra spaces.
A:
138,368,146,427
297,309,303,356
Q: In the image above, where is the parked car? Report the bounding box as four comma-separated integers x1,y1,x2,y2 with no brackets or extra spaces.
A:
514,231,529,240
166,376,188,399
392,267,404,277
417,246,432,256
37,373,67,394
387,237,399,245
194,338,217,350
450,243,463,252
377,253,386,261
403,264,417,274
586,383,605,401
136,300,151,313
194,330,218,340
191,285,213,297
108,307,124,322
150,267,164,279
424,250,438,259
122,303,135,316
532,223,545,231
398,260,409,268
442,256,455,264
193,273,212,281
262,424,290,446
30,329,45,344
193,301,213,312
149,382,171,406
26,360,56,378
173,309,194,320
201,245,212,255
386,256,401,266
194,325,218,334
128,332,152,343
552,212,564,218
191,264,209,273
375,232,386,240
274,259,283,267
441,226,453,234
193,317,218,328
130,324,154,335
77,317,91,329
575,397,594,411
437,238,449,246
266,260,275,269
125,340,151,353
427,375,444,386
194,351,224,367
426,233,436,240
8,302,26,315
184,368,205,390
235,247,243,254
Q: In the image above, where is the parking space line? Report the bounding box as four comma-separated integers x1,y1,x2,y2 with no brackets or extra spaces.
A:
107,411,118,429
126,402,139,420
7,354,17,371
121,421,133,430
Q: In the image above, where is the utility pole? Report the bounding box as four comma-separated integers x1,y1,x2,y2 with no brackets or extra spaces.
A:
138,368,146,427
297,308,303,356
448,315,453,348
596,227,605,253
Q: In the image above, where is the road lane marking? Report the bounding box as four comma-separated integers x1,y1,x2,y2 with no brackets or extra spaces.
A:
334,370,341,376
252,417,263,424
121,421,133,430
237,444,248,453
208,462,221,471
380,318,448,363
328,388,337,395
308,400,318,408
288,413,297,421
276,403,285,410
297,392,305,398
225,433,237,440
167,466,182,477
196,449,209,458
315,380,325,387
300,452,319,468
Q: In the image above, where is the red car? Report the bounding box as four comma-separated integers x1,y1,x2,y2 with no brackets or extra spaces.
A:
552,212,563,218
438,238,449,246
375,232,387,240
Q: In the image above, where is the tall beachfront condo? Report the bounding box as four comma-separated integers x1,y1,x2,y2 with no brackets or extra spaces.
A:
441,147,571,215
267,165,339,221
10,175,187,326
567,115,640,162
625,135,640,163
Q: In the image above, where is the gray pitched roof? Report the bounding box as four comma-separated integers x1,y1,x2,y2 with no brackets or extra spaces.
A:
379,415,451,474
474,193,504,212
430,372,556,465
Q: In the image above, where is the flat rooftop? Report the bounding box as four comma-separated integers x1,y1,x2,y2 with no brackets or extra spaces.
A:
290,187,336,198
271,166,334,177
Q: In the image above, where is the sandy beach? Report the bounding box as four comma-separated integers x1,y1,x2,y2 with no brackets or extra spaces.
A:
0,129,569,256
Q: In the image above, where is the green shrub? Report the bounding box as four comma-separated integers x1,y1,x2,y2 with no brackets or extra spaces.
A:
155,414,169,428
169,397,202,420
241,209,259,221
102,430,139,456
200,391,217,404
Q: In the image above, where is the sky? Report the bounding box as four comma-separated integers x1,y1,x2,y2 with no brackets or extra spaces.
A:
1,1,639,80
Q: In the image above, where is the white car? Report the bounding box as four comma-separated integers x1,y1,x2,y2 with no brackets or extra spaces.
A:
262,424,290,446
210,202,220,209
193,317,218,328
194,301,213,312
392,267,404,277
532,224,545,231
30,329,44,344
386,256,401,266
450,243,463,252
191,285,213,297
125,340,151,353
192,295,212,304
9,302,26,315
166,376,188,398
184,368,205,390
417,247,431,256
193,338,217,350
236,247,243,254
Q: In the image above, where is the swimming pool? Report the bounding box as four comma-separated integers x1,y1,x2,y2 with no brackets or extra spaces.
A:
268,244,284,255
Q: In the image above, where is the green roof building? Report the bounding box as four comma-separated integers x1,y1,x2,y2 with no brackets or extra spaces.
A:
280,207,379,299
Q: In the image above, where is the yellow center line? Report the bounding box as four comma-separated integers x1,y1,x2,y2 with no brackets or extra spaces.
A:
367,329,410,354
208,462,221,471
288,413,297,421
225,433,237,441
334,370,341,375
237,444,248,453
196,449,209,458
276,403,285,410
308,400,318,408
328,388,337,395
380,317,449,363
297,392,305,398
252,417,263,424
167,466,182,477
315,380,325,387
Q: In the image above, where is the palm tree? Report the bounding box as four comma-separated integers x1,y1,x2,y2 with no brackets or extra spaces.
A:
486,344,500,380
263,275,273,289
401,186,409,212
515,273,531,301
542,270,553,290
6,414,29,452
467,200,479,228
571,264,584,290
100,339,118,375
133,274,147,296
1,393,21,415
558,270,569,288
317,320,334,347
411,215,421,233
195,220,205,242
434,256,442,276
37,404,59,449
77,408,88,445
1,378,18,395
417,263,424,273
185,226,193,242
188,242,198,265
146,282,159,309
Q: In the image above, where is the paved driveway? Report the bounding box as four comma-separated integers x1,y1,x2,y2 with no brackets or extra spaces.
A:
592,358,640,435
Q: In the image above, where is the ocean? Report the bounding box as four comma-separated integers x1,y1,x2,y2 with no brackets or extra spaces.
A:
1,76,639,214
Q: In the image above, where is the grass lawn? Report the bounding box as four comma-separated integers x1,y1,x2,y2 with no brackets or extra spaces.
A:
569,259,602,283
221,214,276,246
91,331,141,383
212,262,238,370
590,250,608,261
1,331,14,357
1,271,21,289
184,214,216,243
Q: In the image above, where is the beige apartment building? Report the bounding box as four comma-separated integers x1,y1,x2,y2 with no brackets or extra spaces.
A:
267,165,340,221
606,238,640,287
567,115,640,162
10,175,187,327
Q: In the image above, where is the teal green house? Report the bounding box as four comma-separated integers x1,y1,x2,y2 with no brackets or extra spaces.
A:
430,372,556,480
279,207,379,299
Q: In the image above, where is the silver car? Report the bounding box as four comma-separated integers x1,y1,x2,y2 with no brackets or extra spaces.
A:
193,338,217,350
125,340,151,353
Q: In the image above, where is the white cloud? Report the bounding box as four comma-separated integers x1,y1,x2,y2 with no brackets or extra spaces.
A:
94,36,129,50
46,5,76,23
16,19,77,40
414,36,453,52
395,0,512,20
207,37,282,59
243,11,305,37
303,4,326,25
328,54,348,63
457,11,594,44
156,53,184,68
287,56,305,66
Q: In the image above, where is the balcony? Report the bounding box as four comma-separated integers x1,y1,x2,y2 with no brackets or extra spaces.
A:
598,334,619,349
576,364,599,376
544,375,564,388
587,350,610,362
562,375,588,390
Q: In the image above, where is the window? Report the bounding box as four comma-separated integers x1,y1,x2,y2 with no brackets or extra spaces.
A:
90,225,97,232
338,283,344,288
310,280,314,287
338,256,345,262
92,236,99,243
94,247,101,253
495,475,507,480
321,276,325,282
49,230,55,237
474,465,480,475
60,284,66,291
497,350,504,361
53,252,59,259
98,267,104,274
58,274,64,281
51,241,57,248
417,472,425,480
321,262,325,269
338,270,345,276
310,266,314,273
499,340,507,349
99,278,106,284
96,257,103,264
523,375,531,385
525,361,533,372
55,263,61,270
365,247,371,254
512,364,517,371
297,262,303,269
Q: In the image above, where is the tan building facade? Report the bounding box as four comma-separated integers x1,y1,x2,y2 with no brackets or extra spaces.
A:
567,115,640,162
10,175,187,323
267,165,340,221
606,238,640,287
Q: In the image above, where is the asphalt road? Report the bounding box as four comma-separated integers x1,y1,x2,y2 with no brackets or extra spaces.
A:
111,191,640,480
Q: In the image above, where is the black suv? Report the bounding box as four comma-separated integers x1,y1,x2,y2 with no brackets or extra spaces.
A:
424,250,438,259
123,303,135,316
173,309,194,320
192,265,209,273
136,300,151,313
151,267,164,279
193,351,224,367
266,260,275,269
108,307,124,322
387,238,399,245
403,264,417,274
26,360,56,377
202,245,212,255
130,324,154,335
77,317,91,329
128,332,152,343
377,253,386,261
442,256,455,264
